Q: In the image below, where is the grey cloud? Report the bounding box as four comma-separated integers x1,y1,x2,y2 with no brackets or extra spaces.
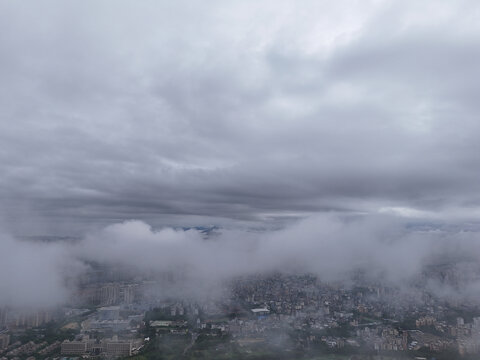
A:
1,1,480,234
72,214,480,290
0,232,85,308
4,213,480,308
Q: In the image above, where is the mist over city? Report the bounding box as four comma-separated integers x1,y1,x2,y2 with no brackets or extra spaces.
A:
1,1,480,359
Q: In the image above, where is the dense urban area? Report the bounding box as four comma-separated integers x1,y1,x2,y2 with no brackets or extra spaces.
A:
1,263,480,360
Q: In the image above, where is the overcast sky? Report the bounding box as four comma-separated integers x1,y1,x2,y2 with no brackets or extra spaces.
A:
1,0,480,235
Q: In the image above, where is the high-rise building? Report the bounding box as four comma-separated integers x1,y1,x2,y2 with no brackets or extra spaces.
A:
0,308,7,328
101,284,119,305
119,284,135,304
0,334,11,350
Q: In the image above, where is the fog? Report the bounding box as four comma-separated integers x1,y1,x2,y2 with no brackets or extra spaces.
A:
1,0,480,317
2,214,480,308
0,233,84,308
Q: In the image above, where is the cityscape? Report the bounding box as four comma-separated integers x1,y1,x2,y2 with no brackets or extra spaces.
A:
2,0,480,359
2,256,480,359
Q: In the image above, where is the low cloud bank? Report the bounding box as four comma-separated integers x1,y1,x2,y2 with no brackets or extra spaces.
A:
2,214,480,307
0,233,84,308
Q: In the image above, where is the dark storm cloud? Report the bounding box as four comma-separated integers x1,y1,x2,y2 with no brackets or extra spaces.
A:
1,0,480,233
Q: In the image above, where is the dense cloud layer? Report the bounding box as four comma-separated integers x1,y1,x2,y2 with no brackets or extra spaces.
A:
2,215,480,308
1,1,480,311
0,233,84,308
1,1,480,233
80,216,480,286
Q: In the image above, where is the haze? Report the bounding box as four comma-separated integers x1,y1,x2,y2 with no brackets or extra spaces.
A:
1,0,480,308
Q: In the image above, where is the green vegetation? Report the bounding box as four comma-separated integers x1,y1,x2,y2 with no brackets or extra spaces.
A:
12,321,77,344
